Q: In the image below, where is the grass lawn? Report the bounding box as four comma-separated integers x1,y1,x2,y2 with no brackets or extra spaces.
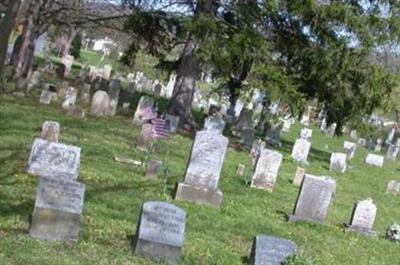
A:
0,92,400,264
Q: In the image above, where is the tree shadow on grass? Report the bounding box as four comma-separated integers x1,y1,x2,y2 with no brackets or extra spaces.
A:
0,199,33,221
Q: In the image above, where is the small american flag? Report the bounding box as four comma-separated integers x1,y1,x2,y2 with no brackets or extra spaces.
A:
139,107,157,121
151,118,170,139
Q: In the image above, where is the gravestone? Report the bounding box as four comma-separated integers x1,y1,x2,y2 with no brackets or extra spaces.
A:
300,128,312,141
346,198,377,236
326,123,337,137
57,81,69,98
133,96,156,126
292,167,305,187
250,235,297,265
251,139,266,166
289,174,336,224
232,108,253,136
55,63,66,79
40,121,60,142
350,130,358,139
241,127,255,147
165,114,180,133
291,138,311,164
27,138,80,180
357,138,367,147
375,138,383,152
137,124,155,152
61,87,77,110
251,148,283,191
281,117,291,132
154,82,162,96
343,141,356,160
204,116,225,134
265,122,283,147
365,154,384,167
103,64,112,80
81,83,91,103
175,130,228,207
300,109,310,126
236,164,245,176
133,201,186,264
329,152,347,173
29,176,85,241
91,90,110,117
386,144,400,161
145,160,163,179
39,89,56,105
108,79,121,116
386,180,400,195
61,55,74,76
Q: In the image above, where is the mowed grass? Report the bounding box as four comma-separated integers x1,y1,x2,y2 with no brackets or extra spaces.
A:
1,93,400,265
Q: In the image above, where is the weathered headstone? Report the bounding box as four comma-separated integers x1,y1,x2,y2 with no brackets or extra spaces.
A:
232,108,253,136
299,128,312,141
27,138,80,180
289,174,336,224
175,130,228,207
292,167,305,187
326,123,337,137
329,152,347,173
145,160,163,179
365,154,384,167
386,144,400,161
375,138,383,152
343,141,356,160
133,201,186,264
137,124,155,152
61,87,77,110
346,198,377,236
250,235,297,265
251,148,283,192
204,116,225,134
91,90,110,117
265,122,283,147
39,89,56,105
103,64,112,80
236,164,245,177
40,121,60,142
350,130,358,139
133,96,156,126
357,138,367,147
386,180,400,195
29,176,85,241
108,79,121,116
251,139,266,166
291,138,311,164
61,55,74,77
241,127,255,147
165,114,180,133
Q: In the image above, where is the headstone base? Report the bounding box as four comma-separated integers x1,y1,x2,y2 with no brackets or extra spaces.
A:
287,214,326,225
250,183,273,192
175,183,222,208
29,207,81,241
345,225,377,236
134,239,181,264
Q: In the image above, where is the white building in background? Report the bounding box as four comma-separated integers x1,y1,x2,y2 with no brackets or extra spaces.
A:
92,37,115,52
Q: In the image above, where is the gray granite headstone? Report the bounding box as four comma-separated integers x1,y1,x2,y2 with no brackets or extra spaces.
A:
329,152,347,173
27,138,80,180
133,201,186,264
40,121,60,142
346,198,377,236
145,160,163,179
133,96,155,126
241,127,255,147
250,235,297,265
265,123,283,147
165,114,180,133
29,176,85,241
175,130,228,207
204,116,225,134
289,174,336,224
232,108,253,136
251,148,283,191
291,138,311,164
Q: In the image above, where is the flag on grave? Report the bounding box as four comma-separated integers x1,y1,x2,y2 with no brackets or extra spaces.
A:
151,118,170,139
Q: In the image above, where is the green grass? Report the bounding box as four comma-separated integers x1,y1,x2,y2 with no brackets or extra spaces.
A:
1,92,400,265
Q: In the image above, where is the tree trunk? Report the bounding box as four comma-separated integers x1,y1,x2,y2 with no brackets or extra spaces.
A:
0,0,22,91
166,0,214,129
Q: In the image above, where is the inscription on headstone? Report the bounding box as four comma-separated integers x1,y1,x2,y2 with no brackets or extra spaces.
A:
27,138,80,180
346,198,377,236
289,174,336,224
133,201,186,264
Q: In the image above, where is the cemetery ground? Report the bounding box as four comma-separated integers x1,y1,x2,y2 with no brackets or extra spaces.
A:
1,94,400,264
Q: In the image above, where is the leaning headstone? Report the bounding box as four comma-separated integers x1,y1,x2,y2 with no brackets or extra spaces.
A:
27,138,80,180
299,128,312,141
288,174,336,224
133,201,186,264
165,114,180,133
91,90,110,117
137,124,155,152
329,152,347,173
40,121,60,142
204,116,225,134
386,180,400,195
61,87,77,110
365,154,384,167
343,141,356,160
251,148,283,192
29,176,85,241
133,96,156,126
236,164,245,177
250,235,297,265
292,167,305,187
145,160,163,179
291,138,311,164
346,198,377,236
175,130,228,207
